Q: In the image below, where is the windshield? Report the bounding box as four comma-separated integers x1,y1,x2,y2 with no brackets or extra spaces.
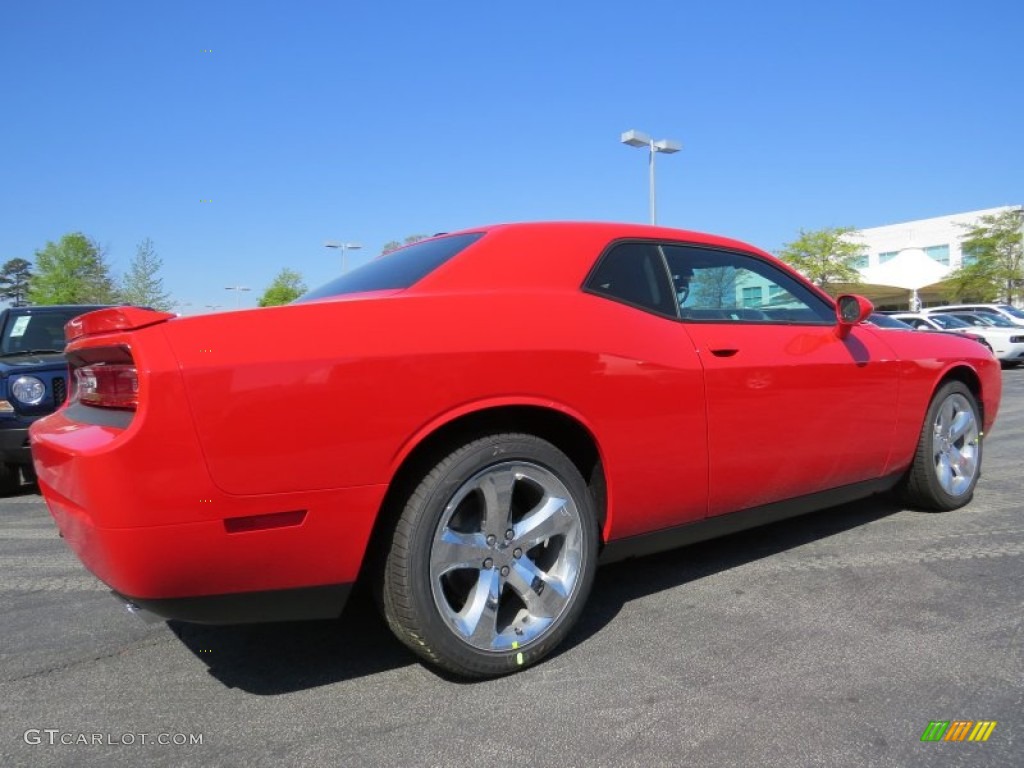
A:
0,310,89,355
995,304,1024,320
964,312,1016,327
869,313,913,329
929,314,971,330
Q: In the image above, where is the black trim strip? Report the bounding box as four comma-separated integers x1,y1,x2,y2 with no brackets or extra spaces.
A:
64,402,134,428
599,474,902,565
112,583,352,624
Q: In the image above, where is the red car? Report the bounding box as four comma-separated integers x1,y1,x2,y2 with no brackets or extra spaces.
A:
30,222,1001,678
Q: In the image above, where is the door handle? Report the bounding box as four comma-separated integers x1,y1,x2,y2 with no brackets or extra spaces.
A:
708,347,739,357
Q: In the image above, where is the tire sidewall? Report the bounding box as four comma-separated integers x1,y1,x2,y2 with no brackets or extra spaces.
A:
402,434,599,677
919,381,982,509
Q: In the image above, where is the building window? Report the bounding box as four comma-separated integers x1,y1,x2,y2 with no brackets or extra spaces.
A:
741,286,763,307
924,244,950,266
853,250,869,269
879,251,898,264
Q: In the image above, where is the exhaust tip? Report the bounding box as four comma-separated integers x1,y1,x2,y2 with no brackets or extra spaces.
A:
119,596,163,624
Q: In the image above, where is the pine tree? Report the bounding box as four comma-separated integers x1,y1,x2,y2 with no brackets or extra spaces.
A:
120,238,172,310
0,258,34,306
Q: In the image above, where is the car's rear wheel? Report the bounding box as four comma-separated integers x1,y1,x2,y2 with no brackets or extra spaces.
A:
381,433,598,678
899,381,982,511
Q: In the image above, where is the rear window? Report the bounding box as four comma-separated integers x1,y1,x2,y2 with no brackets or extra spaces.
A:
297,232,484,302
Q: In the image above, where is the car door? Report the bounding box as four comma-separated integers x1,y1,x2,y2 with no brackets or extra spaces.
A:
662,244,901,516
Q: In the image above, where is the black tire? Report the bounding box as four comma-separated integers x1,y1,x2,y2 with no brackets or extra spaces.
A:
898,381,983,511
0,463,21,495
380,433,599,678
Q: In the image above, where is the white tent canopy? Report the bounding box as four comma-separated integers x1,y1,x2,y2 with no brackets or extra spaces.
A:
858,247,952,310
860,247,951,291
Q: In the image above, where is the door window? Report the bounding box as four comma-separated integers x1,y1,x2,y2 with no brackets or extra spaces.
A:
662,245,834,324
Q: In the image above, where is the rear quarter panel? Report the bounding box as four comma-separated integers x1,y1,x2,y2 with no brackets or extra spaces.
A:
162,289,710,539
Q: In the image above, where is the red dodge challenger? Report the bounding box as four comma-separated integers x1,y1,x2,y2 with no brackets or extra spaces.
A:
30,222,1001,678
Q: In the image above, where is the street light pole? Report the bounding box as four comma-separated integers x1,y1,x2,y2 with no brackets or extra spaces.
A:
224,286,251,307
324,240,363,273
621,129,681,225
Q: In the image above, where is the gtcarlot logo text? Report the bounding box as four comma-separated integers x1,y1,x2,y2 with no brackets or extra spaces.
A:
24,729,203,746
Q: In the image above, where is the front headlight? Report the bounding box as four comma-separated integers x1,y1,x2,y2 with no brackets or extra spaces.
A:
10,376,46,405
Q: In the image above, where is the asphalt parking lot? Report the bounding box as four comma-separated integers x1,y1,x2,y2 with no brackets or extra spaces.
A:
1,371,1021,768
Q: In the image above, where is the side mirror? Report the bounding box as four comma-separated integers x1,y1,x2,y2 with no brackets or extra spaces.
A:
835,294,874,338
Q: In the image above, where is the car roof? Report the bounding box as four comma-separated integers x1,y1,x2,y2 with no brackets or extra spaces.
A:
414,221,793,293
928,304,1004,311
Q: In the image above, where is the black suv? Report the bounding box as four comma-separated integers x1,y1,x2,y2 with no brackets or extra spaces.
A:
0,305,107,493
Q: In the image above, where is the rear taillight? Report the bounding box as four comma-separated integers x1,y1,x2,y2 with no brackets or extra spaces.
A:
74,364,139,409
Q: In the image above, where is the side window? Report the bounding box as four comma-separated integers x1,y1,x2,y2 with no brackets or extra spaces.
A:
584,242,676,317
662,245,834,324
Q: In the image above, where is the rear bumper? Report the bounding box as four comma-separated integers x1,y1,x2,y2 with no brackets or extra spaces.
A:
28,322,392,624
40,475,386,614
114,583,354,624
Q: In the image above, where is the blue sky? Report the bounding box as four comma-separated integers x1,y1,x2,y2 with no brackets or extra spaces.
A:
2,0,1021,312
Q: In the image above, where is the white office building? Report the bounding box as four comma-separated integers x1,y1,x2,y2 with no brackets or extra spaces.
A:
847,205,1023,309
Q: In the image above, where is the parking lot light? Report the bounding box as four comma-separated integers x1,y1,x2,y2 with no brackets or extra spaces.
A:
324,241,362,273
621,129,681,225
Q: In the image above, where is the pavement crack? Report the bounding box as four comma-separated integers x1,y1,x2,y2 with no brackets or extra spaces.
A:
0,634,176,685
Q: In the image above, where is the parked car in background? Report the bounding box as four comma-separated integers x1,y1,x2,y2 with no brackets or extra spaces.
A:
926,303,1024,327
893,312,1024,366
867,313,915,329
0,305,108,493
869,313,993,353
30,223,1002,678
929,310,1022,331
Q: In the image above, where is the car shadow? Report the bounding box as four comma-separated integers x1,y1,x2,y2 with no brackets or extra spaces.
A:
170,493,904,694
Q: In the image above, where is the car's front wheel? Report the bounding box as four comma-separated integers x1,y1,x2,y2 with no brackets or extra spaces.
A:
381,433,599,678
899,380,983,511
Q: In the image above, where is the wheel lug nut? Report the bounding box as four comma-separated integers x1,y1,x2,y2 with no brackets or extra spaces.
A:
500,566,509,576
483,558,493,569
505,529,515,540
513,548,522,558
486,535,496,546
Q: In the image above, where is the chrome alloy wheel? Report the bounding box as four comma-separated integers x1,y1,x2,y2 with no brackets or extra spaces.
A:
931,392,980,497
428,461,585,653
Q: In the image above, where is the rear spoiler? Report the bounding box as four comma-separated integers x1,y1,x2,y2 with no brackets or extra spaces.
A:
66,307,177,343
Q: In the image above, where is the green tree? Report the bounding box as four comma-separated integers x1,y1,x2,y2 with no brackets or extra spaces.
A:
120,238,172,310
29,233,119,304
0,258,34,307
945,210,1024,303
258,268,307,307
381,234,429,255
778,226,864,292
692,267,739,308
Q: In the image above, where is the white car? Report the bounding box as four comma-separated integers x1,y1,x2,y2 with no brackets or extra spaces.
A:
893,312,1024,366
929,310,1022,332
926,303,1024,327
